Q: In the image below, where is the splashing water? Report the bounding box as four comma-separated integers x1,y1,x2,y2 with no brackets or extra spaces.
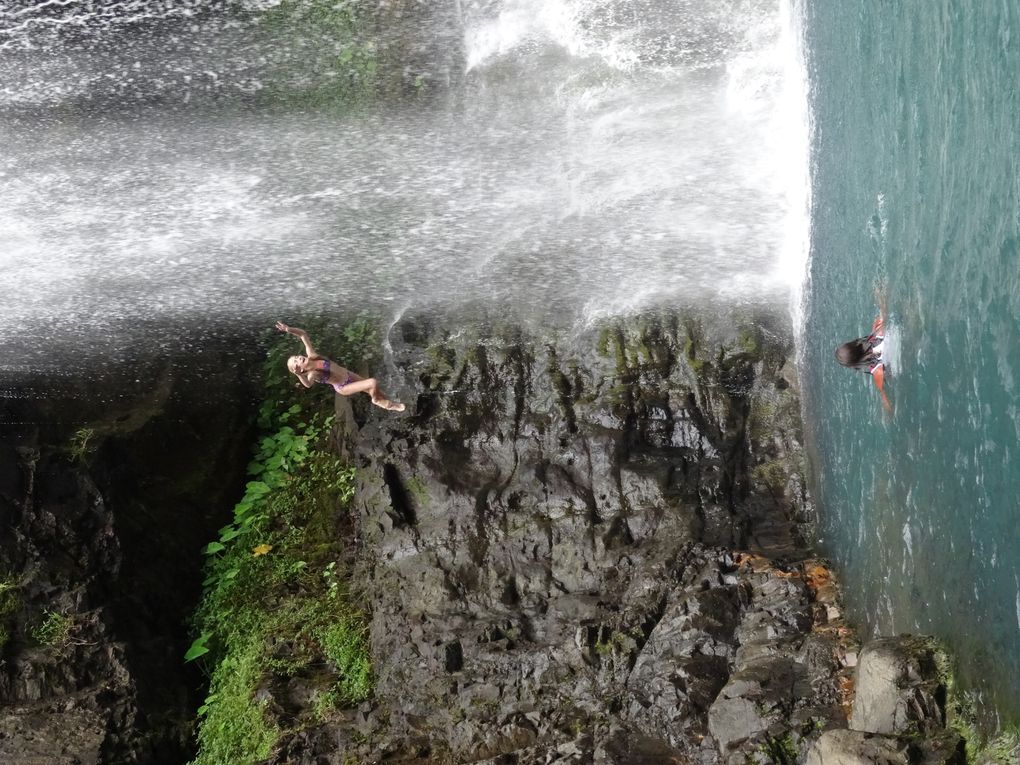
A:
1,0,810,374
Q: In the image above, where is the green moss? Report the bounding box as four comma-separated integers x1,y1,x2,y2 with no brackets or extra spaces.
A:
405,476,429,506
738,327,761,357
195,634,279,765
751,460,788,494
931,640,1020,764
600,327,629,373
759,733,799,763
684,327,707,374
252,0,384,109
424,344,458,380
318,616,373,702
748,400,777,442
593,628,639,659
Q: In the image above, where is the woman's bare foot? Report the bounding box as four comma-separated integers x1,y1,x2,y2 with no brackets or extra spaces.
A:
372,398,405,412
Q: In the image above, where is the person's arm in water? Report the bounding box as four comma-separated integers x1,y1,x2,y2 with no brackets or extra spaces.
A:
871,284,891,412
872,366,892,413
276,322,318,358
873,283,888,330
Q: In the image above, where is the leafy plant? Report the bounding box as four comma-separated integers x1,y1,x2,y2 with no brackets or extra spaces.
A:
31,611,74,651
0,578,19,652
0,579,20,617
68,427,96,462
188,324,375,765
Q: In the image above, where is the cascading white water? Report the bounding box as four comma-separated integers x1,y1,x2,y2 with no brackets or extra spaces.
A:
0,0,810,372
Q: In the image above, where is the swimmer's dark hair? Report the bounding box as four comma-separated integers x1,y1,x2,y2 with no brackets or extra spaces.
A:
834,340,871,370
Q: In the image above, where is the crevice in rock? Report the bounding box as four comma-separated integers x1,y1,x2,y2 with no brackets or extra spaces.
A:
382,462,417,528
547,347,578,434
602,514,634,550
444,641,464,672
469,489,491,567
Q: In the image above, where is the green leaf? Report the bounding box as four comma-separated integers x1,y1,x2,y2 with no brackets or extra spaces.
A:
185,633,212,662
245,481,272,497
220,527,242,542
203,541,226,555
197,693,217,716
262,470,285,488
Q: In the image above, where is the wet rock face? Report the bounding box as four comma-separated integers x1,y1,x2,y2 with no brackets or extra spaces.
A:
314,313,847,763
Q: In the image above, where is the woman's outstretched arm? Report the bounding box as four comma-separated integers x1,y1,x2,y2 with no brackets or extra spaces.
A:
872,366,892,414
276,321,318,357
874,282,888,322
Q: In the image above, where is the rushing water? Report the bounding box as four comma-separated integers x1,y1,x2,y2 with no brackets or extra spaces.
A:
802,1,1020,721
0,0,809,377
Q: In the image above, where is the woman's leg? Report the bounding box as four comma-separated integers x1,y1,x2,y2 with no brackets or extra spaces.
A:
336,376,405,411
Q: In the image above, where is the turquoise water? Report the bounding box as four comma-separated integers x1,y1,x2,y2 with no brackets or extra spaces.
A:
803,1,1020,719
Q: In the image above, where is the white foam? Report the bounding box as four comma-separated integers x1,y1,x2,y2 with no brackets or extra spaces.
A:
769,2,811,386
1016,576,1020,631
2,0,818,359
882,323,901,375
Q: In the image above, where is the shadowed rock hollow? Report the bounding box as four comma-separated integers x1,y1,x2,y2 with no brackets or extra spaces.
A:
0,337,259,764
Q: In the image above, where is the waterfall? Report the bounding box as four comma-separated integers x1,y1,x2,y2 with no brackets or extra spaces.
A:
0,0,810,371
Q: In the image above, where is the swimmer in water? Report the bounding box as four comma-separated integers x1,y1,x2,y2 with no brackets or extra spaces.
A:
276,322,405,412
834,290,892,413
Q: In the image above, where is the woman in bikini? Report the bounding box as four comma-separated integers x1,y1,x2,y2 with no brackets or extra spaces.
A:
834,290,891,413
276,322,405,412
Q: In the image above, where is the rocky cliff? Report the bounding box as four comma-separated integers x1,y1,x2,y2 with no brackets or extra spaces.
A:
272,311,863,764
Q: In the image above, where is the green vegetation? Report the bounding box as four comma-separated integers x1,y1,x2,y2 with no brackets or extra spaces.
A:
933,641,1020,764
188,325,377,765
593,628,638,658
249,0,417,110
759,733,799,764
31,610,74,652
405,476,429,506
0,577,21,651
751,459,789,495
68,427,96,462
